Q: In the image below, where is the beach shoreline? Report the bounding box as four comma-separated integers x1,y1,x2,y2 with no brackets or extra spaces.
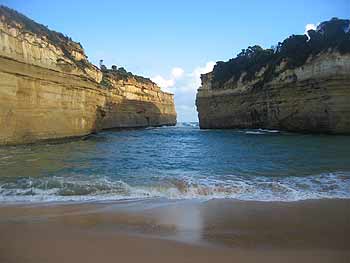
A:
1,198,349,262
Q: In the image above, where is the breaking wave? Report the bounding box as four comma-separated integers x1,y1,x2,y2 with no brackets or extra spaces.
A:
1,172,349,203
176,122,199,128
244,129,281,135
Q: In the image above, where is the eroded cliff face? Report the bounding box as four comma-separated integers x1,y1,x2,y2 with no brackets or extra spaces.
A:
196,17,350,134
0,6,176,145
196,52,350,133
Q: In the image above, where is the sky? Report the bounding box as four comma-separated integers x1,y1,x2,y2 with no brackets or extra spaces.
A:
2,0,349,122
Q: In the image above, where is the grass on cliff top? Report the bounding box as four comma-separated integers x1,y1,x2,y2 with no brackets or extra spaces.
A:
0,5,93,72
100,66,155,89
1,5,156,86
0,6,82,53
211,17,350,89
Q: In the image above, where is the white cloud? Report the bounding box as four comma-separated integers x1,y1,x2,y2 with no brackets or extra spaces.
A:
151,67,184,92
304,23,317,37
190,61,215,88
151,62,216,122
151,75,175,90
171,67,185,79
192,61,215,78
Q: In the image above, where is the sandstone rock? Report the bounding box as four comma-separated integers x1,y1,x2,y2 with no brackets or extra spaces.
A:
0,6,176,145
196,20,350,134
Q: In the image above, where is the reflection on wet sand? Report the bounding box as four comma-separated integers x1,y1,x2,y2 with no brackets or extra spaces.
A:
1,198,350,249
1,199,350,262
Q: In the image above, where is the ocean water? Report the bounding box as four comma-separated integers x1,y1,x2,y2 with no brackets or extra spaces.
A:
0,123,350,202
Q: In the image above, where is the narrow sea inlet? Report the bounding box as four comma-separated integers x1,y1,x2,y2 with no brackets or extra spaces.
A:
1,123,350,202
1,3,349,262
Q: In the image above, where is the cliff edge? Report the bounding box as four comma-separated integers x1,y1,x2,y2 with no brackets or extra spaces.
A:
196,18,350,133
0,6,176,145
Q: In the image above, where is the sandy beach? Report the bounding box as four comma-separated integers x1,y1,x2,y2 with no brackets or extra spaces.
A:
1,2,350,263
1,198,349,263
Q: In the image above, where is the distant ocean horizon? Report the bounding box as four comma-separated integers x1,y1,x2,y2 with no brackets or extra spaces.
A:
1,123,350,203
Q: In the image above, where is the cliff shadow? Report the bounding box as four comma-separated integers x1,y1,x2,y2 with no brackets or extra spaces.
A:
93,99,173,132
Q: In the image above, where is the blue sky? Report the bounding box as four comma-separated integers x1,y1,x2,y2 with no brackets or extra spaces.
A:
2,0,349,121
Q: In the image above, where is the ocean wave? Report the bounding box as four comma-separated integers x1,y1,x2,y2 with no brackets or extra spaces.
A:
244,129,281,135
245,131,265,135
258,129,280,133
1,172,349,203
176,122,199,128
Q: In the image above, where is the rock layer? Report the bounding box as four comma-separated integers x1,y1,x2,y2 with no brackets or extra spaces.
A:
196,23,350,134
0,6,176,145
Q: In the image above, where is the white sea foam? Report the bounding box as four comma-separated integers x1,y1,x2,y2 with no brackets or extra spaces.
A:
176,122,199,128
245,131,265,135
258,129,280,133
245,129,281,135
1,172,349,203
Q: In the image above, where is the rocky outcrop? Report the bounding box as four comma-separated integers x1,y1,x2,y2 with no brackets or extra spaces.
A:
0,6,176,145
196,18,350,133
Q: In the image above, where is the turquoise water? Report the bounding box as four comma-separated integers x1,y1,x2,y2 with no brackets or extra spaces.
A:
1,123,350,202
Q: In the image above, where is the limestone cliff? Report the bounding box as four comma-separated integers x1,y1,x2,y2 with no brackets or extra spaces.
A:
196,18,350,133
0,6,176,145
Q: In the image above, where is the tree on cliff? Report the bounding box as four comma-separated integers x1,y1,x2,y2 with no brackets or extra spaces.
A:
211,17,350,89
310,18,350,54
117,67,128,74
213,45,274,85
99,59,107,72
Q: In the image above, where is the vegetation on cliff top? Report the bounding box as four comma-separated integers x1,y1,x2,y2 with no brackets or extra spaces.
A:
0,6,89,67
0,5,156,88
99,61,155,89
210,18,350,89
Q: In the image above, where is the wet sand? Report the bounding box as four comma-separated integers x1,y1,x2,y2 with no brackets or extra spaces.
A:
0,199,349,262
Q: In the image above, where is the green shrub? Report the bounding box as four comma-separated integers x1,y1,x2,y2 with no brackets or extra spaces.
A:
211,18,350,89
